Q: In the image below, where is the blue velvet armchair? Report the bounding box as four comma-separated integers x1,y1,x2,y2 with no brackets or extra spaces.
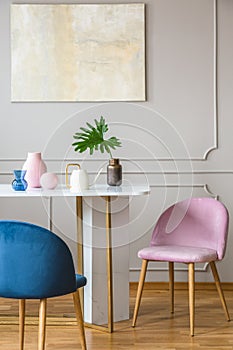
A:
0,220,87,350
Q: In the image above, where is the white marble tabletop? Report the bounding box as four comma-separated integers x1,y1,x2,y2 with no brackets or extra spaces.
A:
0,184,150,197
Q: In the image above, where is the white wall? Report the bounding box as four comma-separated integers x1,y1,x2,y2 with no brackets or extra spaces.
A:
0,0,233,283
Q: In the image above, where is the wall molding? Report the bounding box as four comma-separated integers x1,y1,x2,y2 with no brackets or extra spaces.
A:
2,170,233,174
0,0,218,162
203,0,218,160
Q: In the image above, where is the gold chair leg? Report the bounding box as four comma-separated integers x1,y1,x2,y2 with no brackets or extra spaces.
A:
210,261,230,321
38,298,47,350
188,263,195,336
169,262,174,313
132,259,148,327
19,299,25,350
73,290,87,350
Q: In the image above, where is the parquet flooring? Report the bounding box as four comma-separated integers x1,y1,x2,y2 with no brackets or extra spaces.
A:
1,286,233,349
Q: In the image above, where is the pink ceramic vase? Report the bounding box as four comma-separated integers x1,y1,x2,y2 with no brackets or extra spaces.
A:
22,152,47,188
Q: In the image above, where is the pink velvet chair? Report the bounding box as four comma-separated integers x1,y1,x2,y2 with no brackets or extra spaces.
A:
132,197,230,336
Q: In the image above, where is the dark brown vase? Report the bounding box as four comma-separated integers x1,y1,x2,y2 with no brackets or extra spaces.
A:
107,158,122,186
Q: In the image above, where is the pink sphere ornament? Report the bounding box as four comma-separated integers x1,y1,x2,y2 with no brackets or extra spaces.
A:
40,172,58,190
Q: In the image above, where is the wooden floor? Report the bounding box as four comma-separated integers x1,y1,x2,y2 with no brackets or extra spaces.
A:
1,286,233,349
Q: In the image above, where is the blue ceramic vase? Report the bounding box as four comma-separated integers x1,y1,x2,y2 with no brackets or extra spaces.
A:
12,170,28,191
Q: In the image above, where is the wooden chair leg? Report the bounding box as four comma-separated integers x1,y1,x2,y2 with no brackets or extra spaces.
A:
132,259,148,327
169,262,174,313
38,298,47,350
19,299,25,350
210,261,230,321
73,290,87,350
188,263,195,336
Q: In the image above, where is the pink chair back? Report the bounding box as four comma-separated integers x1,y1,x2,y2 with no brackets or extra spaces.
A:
150,198,229,260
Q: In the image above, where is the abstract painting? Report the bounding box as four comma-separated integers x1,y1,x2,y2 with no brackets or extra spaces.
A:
11,4,145,102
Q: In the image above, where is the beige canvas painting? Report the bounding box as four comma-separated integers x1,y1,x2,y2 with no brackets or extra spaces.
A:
11,4,145,102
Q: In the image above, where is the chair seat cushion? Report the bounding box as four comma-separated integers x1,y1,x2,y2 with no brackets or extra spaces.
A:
138,245,218,263
76,274,87,289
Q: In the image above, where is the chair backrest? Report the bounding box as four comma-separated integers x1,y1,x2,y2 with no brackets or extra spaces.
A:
0,220,77,299
150,198,229,260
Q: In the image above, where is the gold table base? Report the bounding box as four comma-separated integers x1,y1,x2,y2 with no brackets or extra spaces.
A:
76,196,114,333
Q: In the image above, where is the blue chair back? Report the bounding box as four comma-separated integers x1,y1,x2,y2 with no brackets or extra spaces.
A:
0,220,77,299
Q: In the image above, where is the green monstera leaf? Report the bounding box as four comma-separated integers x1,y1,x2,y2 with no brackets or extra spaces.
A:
72,116,121,158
